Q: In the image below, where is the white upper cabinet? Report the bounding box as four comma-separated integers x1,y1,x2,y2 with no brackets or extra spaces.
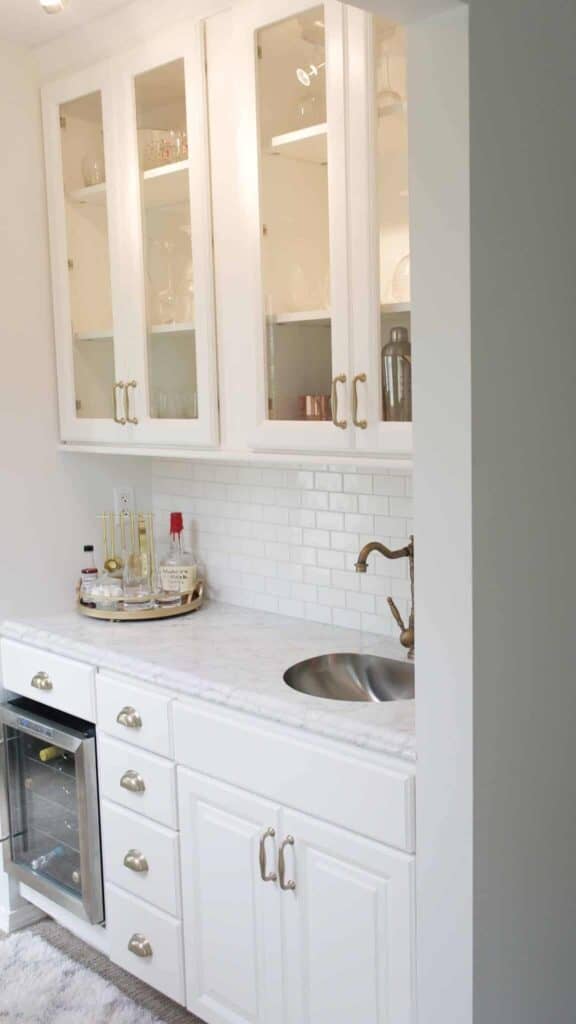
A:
43,3,413,458
43,21,218,448
219,0,412,455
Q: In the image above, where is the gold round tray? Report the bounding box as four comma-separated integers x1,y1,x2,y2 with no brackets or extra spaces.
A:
77,581,204,622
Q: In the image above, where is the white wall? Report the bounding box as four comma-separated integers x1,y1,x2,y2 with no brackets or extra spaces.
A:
470,1,576,1020
407,8,473,1022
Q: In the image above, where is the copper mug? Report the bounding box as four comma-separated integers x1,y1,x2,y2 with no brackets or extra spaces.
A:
299,394,331,421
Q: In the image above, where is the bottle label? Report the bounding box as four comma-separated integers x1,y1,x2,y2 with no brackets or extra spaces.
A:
159,564,197,595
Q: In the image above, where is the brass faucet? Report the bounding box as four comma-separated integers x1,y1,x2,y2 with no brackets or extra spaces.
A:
355,536,415,657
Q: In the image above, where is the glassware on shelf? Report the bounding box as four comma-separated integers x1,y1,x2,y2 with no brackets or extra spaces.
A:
151,240,177,324
381,325,412,422
390,253,410,303
139,128,188,170
376,50,404,119
81,147,105,187
298,394,331,420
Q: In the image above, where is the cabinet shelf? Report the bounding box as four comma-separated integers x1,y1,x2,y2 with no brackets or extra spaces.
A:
74,330,113,341
68,161,190,209
270,303,410,326
270,123,327,165
149,321,194,334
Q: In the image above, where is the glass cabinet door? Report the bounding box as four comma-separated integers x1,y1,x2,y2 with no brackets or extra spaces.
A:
118,28,219,447
348,9,412,454
243,0,352,451
42,67,128,442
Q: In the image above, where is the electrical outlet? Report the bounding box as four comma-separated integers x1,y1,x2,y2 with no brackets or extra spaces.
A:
113,486,135,516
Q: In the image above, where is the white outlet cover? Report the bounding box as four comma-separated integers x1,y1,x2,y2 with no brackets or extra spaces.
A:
113,486,135,515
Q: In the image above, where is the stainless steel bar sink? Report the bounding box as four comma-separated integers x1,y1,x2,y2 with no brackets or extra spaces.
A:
283,653,414,703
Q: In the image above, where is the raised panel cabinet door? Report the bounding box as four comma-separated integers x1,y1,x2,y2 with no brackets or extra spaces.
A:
112,22,219,448
280,809,416,1024
224,0,354,453
42,64,135,444
177,768,283,1024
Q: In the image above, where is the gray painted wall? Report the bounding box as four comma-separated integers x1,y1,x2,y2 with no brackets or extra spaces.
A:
471,1,576,1020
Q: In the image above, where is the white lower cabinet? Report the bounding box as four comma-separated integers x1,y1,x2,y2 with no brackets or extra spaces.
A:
178,767,415,1024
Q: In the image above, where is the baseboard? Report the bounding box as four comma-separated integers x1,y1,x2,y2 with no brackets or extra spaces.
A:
19,884,109,955
0,898,45,934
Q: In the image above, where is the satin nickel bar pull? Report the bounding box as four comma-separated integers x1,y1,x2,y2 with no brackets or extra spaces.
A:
331,374,347,430
128,933,153,958
120,770,146,793
124,380,138,425
278,835,296,891
124,849,149,874
116,706,142,730
31,672,53,692
113,382,126,425
259,827,277,883
352,373,367,429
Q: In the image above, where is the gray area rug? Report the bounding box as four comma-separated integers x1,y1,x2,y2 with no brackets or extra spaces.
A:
0,920,203,1023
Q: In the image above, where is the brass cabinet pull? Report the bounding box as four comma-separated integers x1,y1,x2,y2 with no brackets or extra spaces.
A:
331,374,347,430
116,706,142,730
278,835,296,891
113,381,126,425
352,373,368,429
120,770,146,793
124,380,138,425
258,827,277,883
128,933,153,958
124,849,149,874
31,672,53,692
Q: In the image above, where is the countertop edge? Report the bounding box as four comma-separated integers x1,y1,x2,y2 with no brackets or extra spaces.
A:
0,617,417,765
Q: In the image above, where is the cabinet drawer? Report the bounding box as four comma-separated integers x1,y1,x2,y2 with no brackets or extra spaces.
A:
101,800,180,917
96,673,172,757
98,735,177,829
174,701,415,853
106,883,185,1005
1,639,95,721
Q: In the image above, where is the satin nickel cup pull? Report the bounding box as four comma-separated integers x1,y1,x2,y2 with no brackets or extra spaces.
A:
278,835,296,891
120,770,146,793
123,849,149,874
31,672,53,691
116,706,142,730
258,827,277,883
128,933,153,958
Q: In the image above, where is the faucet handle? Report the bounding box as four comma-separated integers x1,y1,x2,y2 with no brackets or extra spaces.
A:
387,597,406,633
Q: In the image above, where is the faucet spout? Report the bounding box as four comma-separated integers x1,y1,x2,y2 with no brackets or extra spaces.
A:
355,536,415,657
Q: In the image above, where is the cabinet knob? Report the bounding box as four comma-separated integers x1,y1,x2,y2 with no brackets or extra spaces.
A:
120,770,146,793
128,933,153,958
31,672,53,692
331,374,348,430
258,827,277,883
123,849,149,874
116,706,142,730
278,835,296,892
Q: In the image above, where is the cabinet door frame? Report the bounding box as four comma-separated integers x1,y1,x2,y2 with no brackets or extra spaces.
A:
177,767,284,1024
233,0,354,453
113,21,220,448
42,63,136,444
280,808,416,1024
346,7,413,456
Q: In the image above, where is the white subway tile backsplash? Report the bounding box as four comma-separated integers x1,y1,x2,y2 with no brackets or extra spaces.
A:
153,462,413,637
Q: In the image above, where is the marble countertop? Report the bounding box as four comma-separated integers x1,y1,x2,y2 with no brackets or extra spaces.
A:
0,603,416,763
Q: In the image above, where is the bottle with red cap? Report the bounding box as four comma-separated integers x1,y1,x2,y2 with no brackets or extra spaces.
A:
158,512,197,601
